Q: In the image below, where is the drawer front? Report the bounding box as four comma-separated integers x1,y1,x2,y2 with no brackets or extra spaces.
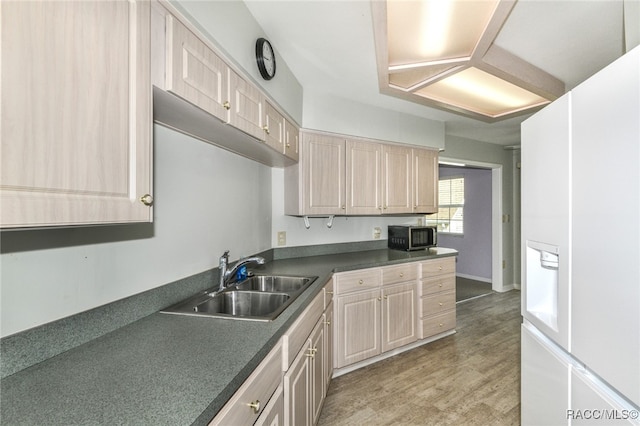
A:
210,339,283,425
421,291,455,317
324,278,334,309
421,257,456,278
421,275,455,296
421,311,456,339
334,269,381,294
382,263,418,285
282,290,324,370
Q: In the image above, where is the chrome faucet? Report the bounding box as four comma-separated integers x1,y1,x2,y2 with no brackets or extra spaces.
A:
218,250,265,291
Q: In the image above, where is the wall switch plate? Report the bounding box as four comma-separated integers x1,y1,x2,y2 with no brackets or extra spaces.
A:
277,231,286,246
373,227,381,239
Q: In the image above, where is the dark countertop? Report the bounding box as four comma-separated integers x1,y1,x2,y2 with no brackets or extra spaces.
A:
0,247,456,425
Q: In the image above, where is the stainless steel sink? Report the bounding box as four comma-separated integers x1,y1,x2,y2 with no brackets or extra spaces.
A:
233,275,314,293
194,291,290,317
161,275,317,321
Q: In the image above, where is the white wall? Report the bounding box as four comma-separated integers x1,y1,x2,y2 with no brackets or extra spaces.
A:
302,90,445,150
270,169,424,247
0,125,273,337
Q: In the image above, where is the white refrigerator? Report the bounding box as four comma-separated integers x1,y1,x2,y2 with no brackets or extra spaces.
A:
521,45,640,425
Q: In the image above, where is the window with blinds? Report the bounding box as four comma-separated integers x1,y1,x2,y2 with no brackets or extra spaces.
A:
428,176,464,234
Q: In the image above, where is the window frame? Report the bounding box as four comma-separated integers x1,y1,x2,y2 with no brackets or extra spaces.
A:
428,175,465,235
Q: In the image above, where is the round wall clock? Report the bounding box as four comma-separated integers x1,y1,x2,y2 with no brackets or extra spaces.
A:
255,37,276,80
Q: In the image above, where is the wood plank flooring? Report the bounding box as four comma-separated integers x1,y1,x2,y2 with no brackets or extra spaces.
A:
318,290,521,425
456,277,493,302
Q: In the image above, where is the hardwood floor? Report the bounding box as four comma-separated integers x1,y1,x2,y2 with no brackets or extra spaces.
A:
456,277,493,302
318,290,521,425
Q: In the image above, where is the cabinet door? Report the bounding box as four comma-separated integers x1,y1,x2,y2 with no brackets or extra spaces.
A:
413,149,438,214
346,140,382,215
310,317,325,425
382,283,418,352
383,145,413,214
229,68,265,141
334,289,381,368
284,340,310,426
284,119,300,162
255,384,284,426
1,0,152,227
165,15,230,123
302,134,346,215
264,100,285,153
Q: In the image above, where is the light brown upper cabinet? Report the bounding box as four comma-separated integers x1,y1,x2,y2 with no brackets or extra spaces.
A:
264,100,286,154
165,15,265,141
412,148,439,214
285,130,438,216
0,1,153,228
346,140,383,215
284,119,300,162
383,145,413,214
285,132,347,216
264,100,300,162
165,14,230,125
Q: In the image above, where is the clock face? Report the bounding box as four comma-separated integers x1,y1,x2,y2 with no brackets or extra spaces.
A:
256,38,276,80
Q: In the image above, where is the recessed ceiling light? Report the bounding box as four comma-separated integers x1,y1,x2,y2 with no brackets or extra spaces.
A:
372,0,565,122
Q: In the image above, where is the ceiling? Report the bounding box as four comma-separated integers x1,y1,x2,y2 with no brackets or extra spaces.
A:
244,0,627,146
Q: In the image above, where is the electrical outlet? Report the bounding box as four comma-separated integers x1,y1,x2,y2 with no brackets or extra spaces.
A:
277,231,286,246
373,227,381,239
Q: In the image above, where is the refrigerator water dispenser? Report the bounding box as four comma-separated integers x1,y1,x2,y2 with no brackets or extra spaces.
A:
525,241,560,331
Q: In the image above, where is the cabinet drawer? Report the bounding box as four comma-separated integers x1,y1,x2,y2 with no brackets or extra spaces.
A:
210,339,283,425
421,311,456,339
421,291,455,317
421,275,455,296
282,290,324,370
334,269,381,294
324,278,334,309
382,263,418,285
421,257,455,278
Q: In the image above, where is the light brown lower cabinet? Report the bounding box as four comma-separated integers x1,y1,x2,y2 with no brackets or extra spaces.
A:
209,280,333,426
255,384,284,426
209,340,283,425
333,280,418,369
284,315,325,426
333,259,455,371
419,257,457,339
209,259,455,424
283,282,333,426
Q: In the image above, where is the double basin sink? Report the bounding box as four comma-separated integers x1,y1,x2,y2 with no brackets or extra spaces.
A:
162,275,317,321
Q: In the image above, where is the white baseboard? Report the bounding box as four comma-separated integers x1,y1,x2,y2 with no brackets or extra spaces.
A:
496,283,519,292
456,273,492,283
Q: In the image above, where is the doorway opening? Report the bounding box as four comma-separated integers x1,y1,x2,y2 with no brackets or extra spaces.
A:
438,157,505,293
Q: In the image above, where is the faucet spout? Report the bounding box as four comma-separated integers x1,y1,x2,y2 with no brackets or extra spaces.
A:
218,251,265,291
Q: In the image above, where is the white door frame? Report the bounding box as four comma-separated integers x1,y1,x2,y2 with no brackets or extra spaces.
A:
439,157,505,292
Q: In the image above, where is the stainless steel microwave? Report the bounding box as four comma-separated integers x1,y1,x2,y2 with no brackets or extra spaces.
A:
388,225,437,251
